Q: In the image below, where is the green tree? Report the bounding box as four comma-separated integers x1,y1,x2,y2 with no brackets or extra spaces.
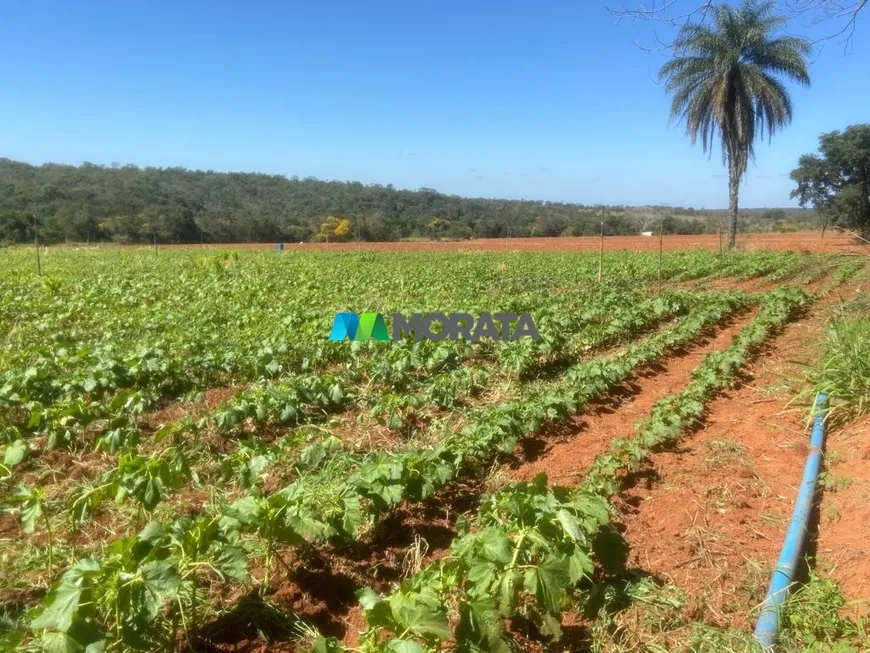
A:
760,208,788,222
790,124,870,240
659,1,810,248
531,215,567,237
357,213,394,241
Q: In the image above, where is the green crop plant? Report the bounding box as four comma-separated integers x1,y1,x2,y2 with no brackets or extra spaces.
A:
0,248,844,651
9,484,54,582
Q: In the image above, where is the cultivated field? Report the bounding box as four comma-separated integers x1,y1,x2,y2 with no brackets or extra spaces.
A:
1,247,868,652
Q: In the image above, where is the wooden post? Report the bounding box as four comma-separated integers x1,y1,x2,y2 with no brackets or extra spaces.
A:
718,220,723,257
598,221,604,285
153,231,157,254
34,213,42,275
658,224,664,294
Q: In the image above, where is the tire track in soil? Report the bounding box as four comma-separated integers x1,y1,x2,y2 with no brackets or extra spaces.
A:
611,285,865,633
506,306,759,485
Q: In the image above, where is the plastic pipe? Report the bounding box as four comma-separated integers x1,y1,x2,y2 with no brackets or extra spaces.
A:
754,393,827,649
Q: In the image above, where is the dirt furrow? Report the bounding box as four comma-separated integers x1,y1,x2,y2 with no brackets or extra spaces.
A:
611,287,861,631
506,307,759,485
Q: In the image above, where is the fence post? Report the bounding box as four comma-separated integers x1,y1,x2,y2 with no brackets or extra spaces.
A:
598,221,604,285
34,213,42,275
658,224,664,294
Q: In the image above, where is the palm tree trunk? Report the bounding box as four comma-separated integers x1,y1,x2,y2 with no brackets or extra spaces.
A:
727,160,739,249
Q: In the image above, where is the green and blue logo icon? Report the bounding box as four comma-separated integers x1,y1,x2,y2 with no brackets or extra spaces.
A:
328,312,390,341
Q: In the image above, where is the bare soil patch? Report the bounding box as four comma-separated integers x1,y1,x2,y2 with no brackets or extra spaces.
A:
157,232,862,255
140,386,240,431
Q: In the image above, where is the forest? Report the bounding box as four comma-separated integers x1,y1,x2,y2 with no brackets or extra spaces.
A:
0,158,815,244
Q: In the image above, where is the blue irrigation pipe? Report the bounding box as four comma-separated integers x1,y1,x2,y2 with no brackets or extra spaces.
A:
754,392,828,649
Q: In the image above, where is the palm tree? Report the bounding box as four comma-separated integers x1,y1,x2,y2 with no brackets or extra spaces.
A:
659,1,811,248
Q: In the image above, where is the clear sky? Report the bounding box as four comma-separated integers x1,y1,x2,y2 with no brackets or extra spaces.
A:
1,0,867,208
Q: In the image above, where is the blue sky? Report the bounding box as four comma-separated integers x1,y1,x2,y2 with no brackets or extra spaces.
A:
1,1,867,208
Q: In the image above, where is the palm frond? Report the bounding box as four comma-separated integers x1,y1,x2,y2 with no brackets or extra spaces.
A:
659,0,811,177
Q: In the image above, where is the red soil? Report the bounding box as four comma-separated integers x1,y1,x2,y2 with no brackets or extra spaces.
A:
140,386,240,431
508,307,758,485
157,232,864,254
613,285,870,629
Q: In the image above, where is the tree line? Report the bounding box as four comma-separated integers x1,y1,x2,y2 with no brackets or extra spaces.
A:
0,158,816,245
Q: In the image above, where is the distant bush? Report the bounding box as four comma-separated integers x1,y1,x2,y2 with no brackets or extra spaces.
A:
424,218,473,241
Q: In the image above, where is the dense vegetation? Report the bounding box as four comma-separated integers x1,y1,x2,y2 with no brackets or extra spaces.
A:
0,159,816,245
791,124,870,240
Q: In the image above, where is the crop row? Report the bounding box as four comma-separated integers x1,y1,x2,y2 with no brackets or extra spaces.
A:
0,287,705,622
2,287,698,523
0,284,698,458
19,292,750,651
326,287,810,652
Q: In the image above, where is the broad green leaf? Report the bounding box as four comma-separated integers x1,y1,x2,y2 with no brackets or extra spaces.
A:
66,558,101,579
224,496,260,526
142,560,181,593
568,548,594,584
137,522,164,543
556,508,583,543
357,587,382,611
389,593,450,640
375,482,403,507
524,554,569,615
384,639,425,653
32,582,82,632
477,528,511,564
467,562,497,597
574,493,611,530
3,440,27,467
286,513,335,542
20,500,43,533
459,597,504,644
358,588,393,629
298,442,325,469
211,544,250,583
41,631,83,653
138,561,181,622
539,612,563,638
0,631,23,651
340,494,364,536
